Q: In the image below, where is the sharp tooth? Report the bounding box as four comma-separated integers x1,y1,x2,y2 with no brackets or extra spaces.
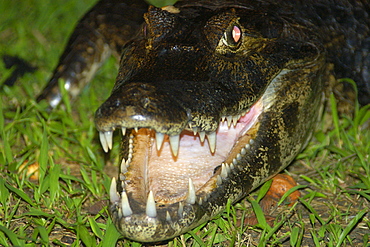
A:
169,135,180,157
121,191,133,216
166,211,172,222
227,116,232,127
207,132,216,153
129,135,134,144
156,132,165,151
109,177,119,204
221,163,228,178
230,162,235,171
121,127,126,136
134,127,138,132
146,191,157,217
120,159,127,173
99,131,109,153
217,175,223,186
233,158,237,165
192,127,198,135
178,202,183,218
118,207,123,218
199,131,206,143
186,178,196,204
237,153,242,160
188,122,193,129
241,147,247,155
105,131,113,150
232,115,240,127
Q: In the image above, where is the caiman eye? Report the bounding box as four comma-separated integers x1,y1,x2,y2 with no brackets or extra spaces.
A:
223,24,242,47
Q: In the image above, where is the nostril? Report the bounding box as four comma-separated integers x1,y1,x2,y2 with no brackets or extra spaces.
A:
141,97,151,109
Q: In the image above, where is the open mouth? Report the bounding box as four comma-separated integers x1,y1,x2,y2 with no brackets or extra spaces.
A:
103,98,263,219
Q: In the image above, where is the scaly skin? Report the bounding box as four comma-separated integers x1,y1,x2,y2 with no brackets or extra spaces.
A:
38,0,369,243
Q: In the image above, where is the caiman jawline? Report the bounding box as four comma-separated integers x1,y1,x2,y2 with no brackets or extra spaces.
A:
106,98,263,225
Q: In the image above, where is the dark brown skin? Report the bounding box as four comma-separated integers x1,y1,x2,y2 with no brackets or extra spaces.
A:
37,0,369,242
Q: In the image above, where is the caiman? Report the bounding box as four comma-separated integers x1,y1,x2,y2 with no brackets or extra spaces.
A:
37,0,370,242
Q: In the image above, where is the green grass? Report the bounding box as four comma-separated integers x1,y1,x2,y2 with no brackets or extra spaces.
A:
1,0,369,246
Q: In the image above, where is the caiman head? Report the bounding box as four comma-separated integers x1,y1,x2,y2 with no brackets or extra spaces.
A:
95,0,325,242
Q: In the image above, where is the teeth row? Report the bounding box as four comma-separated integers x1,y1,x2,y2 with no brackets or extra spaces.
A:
99,127,127,153
110,177,197,219
217,162,234,186
220,109,250,128
100,128,217,156
99,110,249,153
217,139,253,186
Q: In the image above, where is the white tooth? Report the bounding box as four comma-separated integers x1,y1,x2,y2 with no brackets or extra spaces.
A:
156,132,165,151
186,178,196,204
166,211,172,222
105,131,113,150
118,207,123,218
217,175,223,186
99,131,109,153
237,153,242,160
134,127,138,132
121,127,126,136
120,159,127,173
198,197,203,205
221,163,228,178
227,116,232,127
241,147,247,155
188,122,193,129
121,191,133,216
245,143,250,150
129,136,134,144
199,132,206,143
221,116,226,122
169,135,180,157
207,132,216,153
233,158,237,165
146,191,157,217
192,127,198,135
230,163,235,171
109,177,119,204
178,202,183,218
250,139,254,145
232,116,238,126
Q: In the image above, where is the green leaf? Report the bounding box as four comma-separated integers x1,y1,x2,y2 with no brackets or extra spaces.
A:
100,219,121,247
0,225,21,246
4,182,35,206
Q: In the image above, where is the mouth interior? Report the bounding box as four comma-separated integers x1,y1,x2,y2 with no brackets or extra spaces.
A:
123,99,263,205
